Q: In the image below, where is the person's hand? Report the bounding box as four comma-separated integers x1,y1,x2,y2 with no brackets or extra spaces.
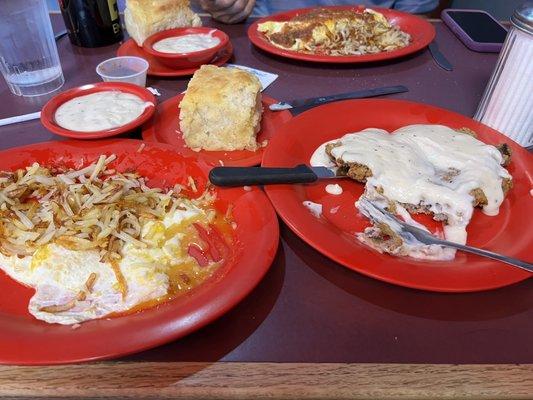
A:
198,0,256,24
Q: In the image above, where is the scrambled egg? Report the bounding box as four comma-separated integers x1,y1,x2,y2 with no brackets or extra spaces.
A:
0,204,208,325
257,21,284,34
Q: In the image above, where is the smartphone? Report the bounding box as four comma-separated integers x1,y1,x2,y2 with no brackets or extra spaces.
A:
441,9,508,52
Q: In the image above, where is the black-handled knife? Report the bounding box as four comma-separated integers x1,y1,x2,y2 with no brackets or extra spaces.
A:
428,42,453,71
209,165,340,187
269,85,409,111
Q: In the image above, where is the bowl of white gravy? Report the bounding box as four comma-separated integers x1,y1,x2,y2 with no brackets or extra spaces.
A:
41,82,156,139
143,27,229,69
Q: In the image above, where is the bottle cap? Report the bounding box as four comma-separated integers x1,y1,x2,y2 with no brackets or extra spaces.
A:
511,1,533,34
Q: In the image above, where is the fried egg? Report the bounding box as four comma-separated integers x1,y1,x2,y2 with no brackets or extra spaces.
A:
0,203,204,325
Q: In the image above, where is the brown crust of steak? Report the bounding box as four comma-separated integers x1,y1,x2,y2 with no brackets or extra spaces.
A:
399,203,448,222
497,143,512,167
325,142,372,182
325,136,512,218
469,188,488,207
502,177,513,194
456,127,478,137
456,128,512,168
363,222,404,253
469,177,512,208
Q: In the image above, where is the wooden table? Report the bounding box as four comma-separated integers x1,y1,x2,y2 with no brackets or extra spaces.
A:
0,14,531,399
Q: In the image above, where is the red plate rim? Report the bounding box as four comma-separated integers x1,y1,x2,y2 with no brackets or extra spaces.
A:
142,93,293,167
0,139,279,365
248,6,436,63
117,39,234,77
40,82,156,140
262,99,532,292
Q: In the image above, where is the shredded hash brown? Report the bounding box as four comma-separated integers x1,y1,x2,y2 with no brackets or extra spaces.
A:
0,155,215,262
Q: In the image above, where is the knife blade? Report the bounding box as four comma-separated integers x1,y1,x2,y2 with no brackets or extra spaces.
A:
428,42,453,71
55,30,68,42
269,85,409,111
209,165,341,187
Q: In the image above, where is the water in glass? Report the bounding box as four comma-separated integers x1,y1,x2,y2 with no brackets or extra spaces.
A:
0,0,65,96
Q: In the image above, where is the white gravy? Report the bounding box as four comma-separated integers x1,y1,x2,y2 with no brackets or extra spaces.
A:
325,183,343,195
302,200,323,218
310,124,511,260
355,188,457,260
153,33,220,54
55,91,152,132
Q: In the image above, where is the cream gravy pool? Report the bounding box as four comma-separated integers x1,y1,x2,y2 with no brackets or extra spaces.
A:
310,124,511,260
55,91,152,132
153,33,221,54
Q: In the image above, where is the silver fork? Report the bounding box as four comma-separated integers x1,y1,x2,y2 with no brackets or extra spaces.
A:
361,199,533,273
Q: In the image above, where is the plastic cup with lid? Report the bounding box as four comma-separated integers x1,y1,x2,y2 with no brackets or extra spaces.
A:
96,56,149,87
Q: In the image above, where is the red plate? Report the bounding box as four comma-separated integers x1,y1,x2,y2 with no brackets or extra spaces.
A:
40,82,156,139
248,6,435,63
0,139,279,365
142,93,292,167
263,99,532,292
117,39,233,77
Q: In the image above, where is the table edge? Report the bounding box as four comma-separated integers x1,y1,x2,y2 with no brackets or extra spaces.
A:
1,362,531,399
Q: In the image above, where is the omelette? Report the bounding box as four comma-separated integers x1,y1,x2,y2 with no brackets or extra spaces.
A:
258,8,411,56
0,155,232,325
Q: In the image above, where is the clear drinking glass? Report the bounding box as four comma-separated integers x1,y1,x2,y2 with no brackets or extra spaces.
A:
0,0,65,97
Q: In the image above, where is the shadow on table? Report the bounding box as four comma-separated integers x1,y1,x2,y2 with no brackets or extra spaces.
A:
282,224,532,322
124,240,286,362
249,45,431,72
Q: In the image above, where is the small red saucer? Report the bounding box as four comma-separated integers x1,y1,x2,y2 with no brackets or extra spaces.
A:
117,39,233,77
41,82,156,139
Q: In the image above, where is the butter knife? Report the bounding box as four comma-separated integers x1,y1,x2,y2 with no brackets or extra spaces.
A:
428,42,453,71
269,85,409,111
209,165,341,187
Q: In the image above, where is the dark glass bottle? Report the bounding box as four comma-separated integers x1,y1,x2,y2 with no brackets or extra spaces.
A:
59,0,123,48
